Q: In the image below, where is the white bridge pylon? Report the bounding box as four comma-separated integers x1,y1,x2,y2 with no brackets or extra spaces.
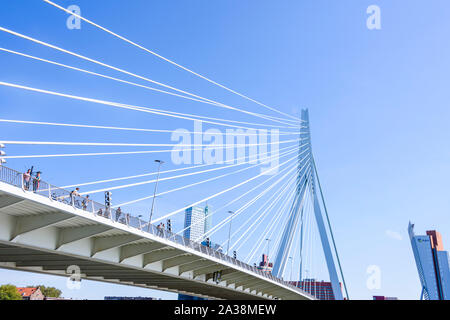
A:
272,109,347,300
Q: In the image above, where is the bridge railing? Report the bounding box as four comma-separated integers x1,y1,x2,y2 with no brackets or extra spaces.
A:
0,165,306,296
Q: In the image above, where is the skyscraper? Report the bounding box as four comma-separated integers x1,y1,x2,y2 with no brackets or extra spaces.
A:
179,204,211,301
183,205,210,242
408,222,450,300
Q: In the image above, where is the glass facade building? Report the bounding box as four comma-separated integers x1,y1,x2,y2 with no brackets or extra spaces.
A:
183,205,210,242
179,205,211,300
408,222,450,300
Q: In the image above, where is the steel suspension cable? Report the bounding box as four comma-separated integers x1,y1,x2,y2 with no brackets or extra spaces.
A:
0,118,299,136
62,143,301,189
202,167,298,243
115,147,300,208
43,0,302,123
312,155,349,299
0,81,298,130
197,149,311,240
274,165,313,274
0,27,299,126
244,185,296,263
150,152,299,224
229,175,298,253
82,144,299,195
173,159,299,239
0,48,302,128
0,138,301,148
224,173,297,245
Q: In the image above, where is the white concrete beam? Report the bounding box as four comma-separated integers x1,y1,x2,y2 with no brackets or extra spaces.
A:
235,278,264,288
11,212,75,240
92,234,141,256
162,255,201,271
249,282,276,292
179,260,215,274
143,249,184,266
119,242,166,262
0,197,24,210
222,272,248,282
193,264,229,277
57,224,112,249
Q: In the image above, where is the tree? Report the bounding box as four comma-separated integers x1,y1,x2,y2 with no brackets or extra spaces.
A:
0,284,22,300
27,285,62,298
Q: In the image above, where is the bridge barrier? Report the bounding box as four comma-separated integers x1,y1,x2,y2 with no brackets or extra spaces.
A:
0,165,301,293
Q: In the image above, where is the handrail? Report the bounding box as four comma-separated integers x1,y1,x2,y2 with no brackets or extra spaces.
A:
0,165,308,297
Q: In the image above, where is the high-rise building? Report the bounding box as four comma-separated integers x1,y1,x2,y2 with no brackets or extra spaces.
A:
179,204,211,301
408,222,450,300
289,279,341,300
373,296,398,300
183,205,210,242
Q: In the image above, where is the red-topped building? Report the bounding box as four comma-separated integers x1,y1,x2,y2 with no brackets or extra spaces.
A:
256,254,273,274
289,279,341,300
16,287,45,300
373,296,398,300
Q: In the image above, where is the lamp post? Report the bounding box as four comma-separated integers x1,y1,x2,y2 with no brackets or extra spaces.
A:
227,210,234,255
288,256,293,281
148,160,164,228
0,143,6,165
265,238,271,260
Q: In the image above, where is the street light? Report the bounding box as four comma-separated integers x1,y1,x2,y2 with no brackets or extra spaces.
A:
227,210,234,255
148,160,164,228
265,238,271,260
0,144,6,165
288,256,293,281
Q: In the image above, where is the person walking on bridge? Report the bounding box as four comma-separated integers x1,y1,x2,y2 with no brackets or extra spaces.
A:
70,187,80,205
32,171,41,192
115,207,122,222
23,169,31,190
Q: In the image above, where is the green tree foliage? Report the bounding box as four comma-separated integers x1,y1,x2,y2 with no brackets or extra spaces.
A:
27,285,62,298
0,284,22,300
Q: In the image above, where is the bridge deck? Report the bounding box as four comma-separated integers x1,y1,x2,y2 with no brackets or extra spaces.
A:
0,166,313,300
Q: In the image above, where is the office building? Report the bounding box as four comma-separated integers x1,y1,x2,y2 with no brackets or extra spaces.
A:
290,279,339,300
179,204,211,301
183,205,211,242
408,222,450,300
373,296,398,300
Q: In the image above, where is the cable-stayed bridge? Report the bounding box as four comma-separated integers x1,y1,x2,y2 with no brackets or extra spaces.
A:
0,0,348,300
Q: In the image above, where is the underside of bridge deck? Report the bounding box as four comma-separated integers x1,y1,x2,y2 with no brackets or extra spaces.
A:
0,182,312,300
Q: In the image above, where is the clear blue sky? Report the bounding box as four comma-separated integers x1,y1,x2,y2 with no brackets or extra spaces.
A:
1,0,450,300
